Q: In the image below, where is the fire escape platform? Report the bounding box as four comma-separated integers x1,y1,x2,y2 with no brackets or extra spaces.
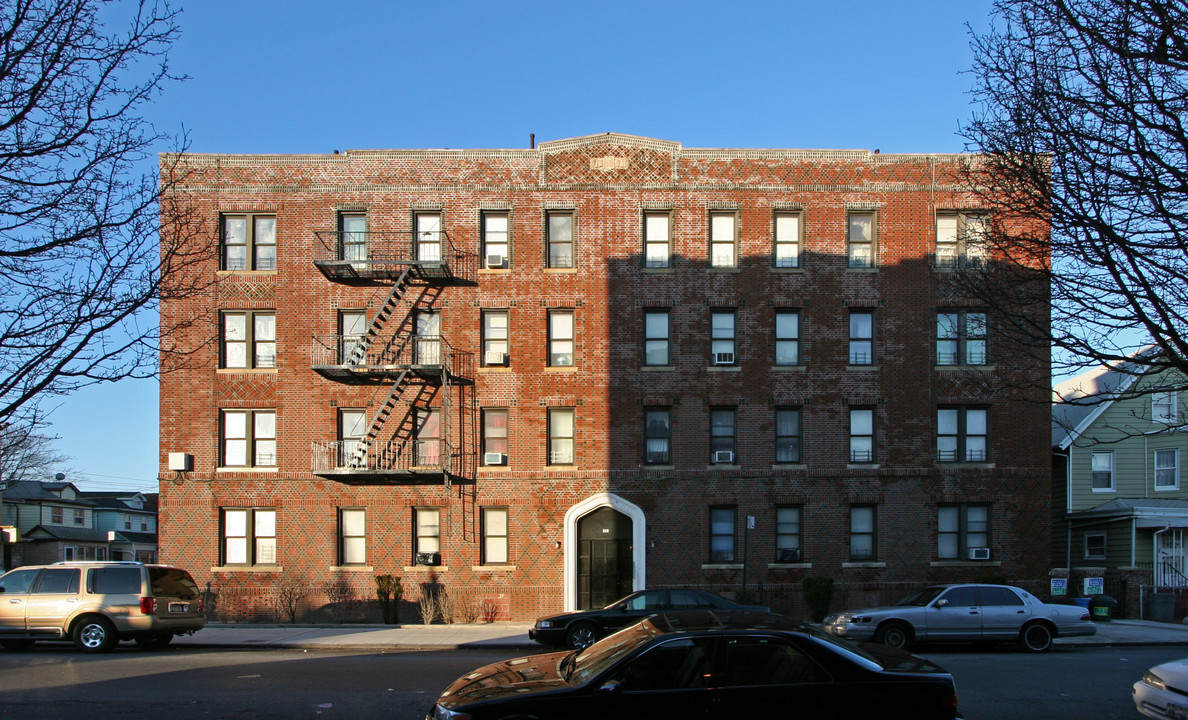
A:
313,259,477,286
310,363,474,385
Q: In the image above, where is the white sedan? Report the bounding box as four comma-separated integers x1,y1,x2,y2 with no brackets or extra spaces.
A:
1134,658,1188,720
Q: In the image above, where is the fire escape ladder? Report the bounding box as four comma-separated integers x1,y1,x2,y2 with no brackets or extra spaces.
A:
349,370,411,468
346,267,414,366
384,383,439,460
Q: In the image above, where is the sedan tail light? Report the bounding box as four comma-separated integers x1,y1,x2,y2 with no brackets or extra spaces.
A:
1080,612,1091,621
140,597,156,615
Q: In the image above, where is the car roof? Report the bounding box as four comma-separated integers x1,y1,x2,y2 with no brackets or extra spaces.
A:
646,610,804,635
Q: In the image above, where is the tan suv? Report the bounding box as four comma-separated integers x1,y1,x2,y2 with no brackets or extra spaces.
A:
0,561,206,652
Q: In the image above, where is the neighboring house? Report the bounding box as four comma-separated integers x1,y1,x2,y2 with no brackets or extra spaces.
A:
1053,360,1188,615
0,481,158,570
158,133,1052,622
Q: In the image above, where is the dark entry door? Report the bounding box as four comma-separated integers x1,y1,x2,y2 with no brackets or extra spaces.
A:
577,507,633,610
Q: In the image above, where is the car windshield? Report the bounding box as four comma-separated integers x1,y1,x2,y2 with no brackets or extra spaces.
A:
566,620,661,684
895,586,947,607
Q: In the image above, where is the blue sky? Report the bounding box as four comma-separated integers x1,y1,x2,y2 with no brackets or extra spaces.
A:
49,0,996,491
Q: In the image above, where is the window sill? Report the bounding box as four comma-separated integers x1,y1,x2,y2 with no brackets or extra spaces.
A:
934,364,995,372
846,464,880,470
707,366,741,372
707,464,738,470
329,565,374,572
543,268,577,274
217,270,277,276
1091,488,1117,493
708,267,741,273
846,365,878,371
701,563,744,570
771,365,805,372
403,565,450,573
479,465,511,471
771,464,807,470
478,268,511,274
544,366,578,372
845,267,878,273
930,561,1002,568
641,267,674,274
935,462,996,470
643,464,675,470
216,466,278,473
471,565,517,572
212,565,283,572
770,267,804,274
641,365,675,372
767,563,812,569
479,366,513,372
841,562,886,568
217,368,279,375
1155,487,1181,492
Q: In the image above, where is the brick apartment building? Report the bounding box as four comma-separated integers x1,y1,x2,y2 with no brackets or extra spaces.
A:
157,132,1051,622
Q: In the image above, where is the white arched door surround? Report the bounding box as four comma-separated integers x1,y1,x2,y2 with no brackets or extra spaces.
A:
563,494,647,612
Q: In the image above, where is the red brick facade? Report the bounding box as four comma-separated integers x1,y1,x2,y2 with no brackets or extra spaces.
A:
158,133,1051,623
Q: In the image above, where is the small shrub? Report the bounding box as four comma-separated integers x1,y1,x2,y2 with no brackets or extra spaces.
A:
322,577,359,623
375,575,402,625
418,592,438,624
274,573,313,624
479,598,500,623
802,576,834,623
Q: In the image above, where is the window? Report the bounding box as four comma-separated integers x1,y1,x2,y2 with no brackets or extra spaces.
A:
775,310,800,365
937,505,990,560
710,407,737,463
547,212,574,268
710,506,736,562
222,311,277,369
415,409,441,466
482,507,509,565
775,506,802,563
775,408,802,464
645,408,671,464
415,212,442,262
482,310,509,366
340,310,368,364
849,408,875,463
548,408,575,465
1153,392,1178,423
709,212,736,268
222,508,276,565
548,310,574,367
937,407,989,462
774,212,801,268
847,212,875,268
644,212,670,268
935,213,988,268
848,310,874,365
51,507,62,524
222,214,277,271
482,409,508,465
339,213,366,262
339,409,367,467
339,508,366,566
73,509,84,526
936,311,988,365
711,310,736,365
850,506,876,561
1091,451,1115,491
124,514,132,530
482,212,509,268
415,310,441,365
33,568,80,594
1084,532,1106,560
644,310,670,366
414,507,440,560
1156,448,1179,489
221,410,276,468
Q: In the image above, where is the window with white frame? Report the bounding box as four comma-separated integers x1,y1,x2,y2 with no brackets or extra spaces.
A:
222,214,277,271
1084,532,1106,560
415,212,442,262
221,410,276,468
339,508,366,566
222,508,276,565
775,408,802,464
644,310,670,366
709,506,736,562
775,310,800,365
711,310,736,365
937,504,990,560
849,408,875,463
644,212,671,268
847,212,875,268
339,213,366,262
73,509,84,525
339,310,368,364
482,310,509,366
774,212,801,268
850,505,876,561
1153,392,1178,423
849,310,874,365
709,212,736,268
482,408,508,465
937,407,989,462
1155,448,1179,489
547,212,574,268
548,408,575,465
124,514,132,530
710,407,737,463
1091,451,1115,491
936,310,988,365
775,506,802,563
548,310,574,367
414,507,440,560
645,408,671,464
482,212,509,268
51,507,62,524
222,311,276,369
339,409,367,467
935,213,988,268
482,507,509,565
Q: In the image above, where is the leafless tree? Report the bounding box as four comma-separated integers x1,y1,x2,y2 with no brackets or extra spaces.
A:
0,0,212,429
0,416,71,485
959,0,1188,399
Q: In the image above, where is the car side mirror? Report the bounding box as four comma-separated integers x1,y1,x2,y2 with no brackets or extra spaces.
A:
934,599,948,608
597,680,623,696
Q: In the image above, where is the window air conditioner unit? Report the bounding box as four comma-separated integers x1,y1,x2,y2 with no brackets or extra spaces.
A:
167,452,192,472
713,450,735,464
486,253,506,269
968,547,991,561
713,352,735,365
484,452,506,466
484,351,507,366
415,552,441,566
777,548,801,563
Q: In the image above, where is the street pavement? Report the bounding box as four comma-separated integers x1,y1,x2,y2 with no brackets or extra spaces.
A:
171,617,1188,651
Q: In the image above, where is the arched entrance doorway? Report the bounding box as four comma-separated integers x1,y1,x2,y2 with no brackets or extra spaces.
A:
563,494,646,612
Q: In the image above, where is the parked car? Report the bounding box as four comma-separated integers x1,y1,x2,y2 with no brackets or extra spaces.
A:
531,589,770,649
0,561,206,652
822,583,1096,652
429,611,959,720
1134,657,1188,719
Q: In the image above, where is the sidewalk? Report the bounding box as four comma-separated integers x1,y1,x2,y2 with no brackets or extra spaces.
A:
172,618,1188,652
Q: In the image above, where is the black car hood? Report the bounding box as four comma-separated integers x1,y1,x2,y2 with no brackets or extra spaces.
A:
436,650,574,708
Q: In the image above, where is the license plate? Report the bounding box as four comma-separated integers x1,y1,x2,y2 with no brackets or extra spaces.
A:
1168,702,1188,720
169,602,189,613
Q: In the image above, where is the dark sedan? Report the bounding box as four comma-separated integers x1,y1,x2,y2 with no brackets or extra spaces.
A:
429,612,960,720
530,589,770,649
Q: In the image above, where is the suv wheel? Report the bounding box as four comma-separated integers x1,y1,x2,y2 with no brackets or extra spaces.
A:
135,632,174,649
73,616,119,653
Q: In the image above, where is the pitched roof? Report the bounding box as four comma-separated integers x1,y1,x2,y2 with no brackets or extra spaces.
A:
2,481,95,506
23,525,109,542
1052,352,1155,449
